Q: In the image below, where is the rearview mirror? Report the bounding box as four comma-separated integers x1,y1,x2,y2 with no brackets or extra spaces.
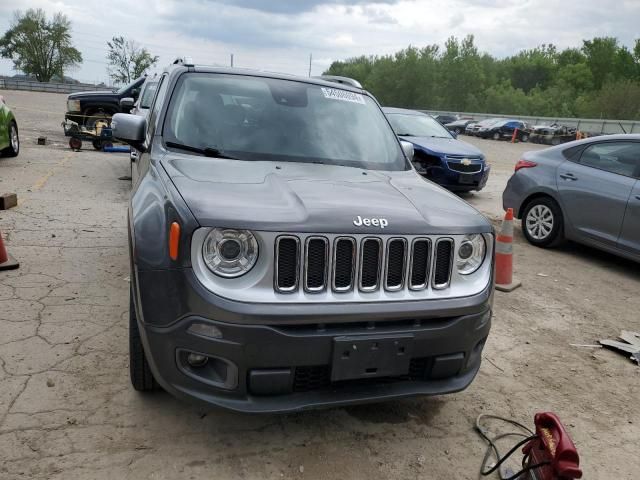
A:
120,97,135,109
400,140,414,161
112,113,146,152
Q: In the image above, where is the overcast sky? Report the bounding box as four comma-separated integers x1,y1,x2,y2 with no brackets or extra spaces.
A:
1,0,639,85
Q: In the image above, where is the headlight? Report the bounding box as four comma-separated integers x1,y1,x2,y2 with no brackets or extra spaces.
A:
202,228,258,278
67,99,81,112
456,234,486,275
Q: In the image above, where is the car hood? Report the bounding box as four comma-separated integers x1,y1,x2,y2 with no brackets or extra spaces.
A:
67,90,115,99
402,136,484,157
161,155,491,235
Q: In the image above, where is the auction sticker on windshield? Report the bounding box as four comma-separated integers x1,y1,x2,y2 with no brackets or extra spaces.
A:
321,87,365,105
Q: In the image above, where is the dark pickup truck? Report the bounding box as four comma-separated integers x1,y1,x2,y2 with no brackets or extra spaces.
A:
65,77,145,128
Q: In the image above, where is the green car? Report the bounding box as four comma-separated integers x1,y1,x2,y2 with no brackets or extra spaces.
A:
0,95,19,157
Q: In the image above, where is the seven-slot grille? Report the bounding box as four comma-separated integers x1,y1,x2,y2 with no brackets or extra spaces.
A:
275,235,454,294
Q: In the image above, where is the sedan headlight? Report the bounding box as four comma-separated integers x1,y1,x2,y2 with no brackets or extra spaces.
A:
456,234,486,275
202,228,258,278
67,99,81,113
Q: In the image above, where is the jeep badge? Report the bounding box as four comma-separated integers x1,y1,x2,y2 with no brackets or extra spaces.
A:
353,216,388,228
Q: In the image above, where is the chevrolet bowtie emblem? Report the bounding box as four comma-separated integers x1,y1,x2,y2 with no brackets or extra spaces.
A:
461,158,472,166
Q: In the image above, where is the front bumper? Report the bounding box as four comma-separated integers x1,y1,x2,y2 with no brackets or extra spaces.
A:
421,165,490,192
134,268,493,413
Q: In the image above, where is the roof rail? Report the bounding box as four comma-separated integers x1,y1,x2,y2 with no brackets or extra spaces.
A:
314,75,362,89
172,56,194,67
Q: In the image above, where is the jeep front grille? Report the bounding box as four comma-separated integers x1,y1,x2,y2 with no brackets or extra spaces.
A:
360,238,382,291
433,239,454,289
274,234,453,294
275,236,300,293
304,237,328,292
333,237,356,291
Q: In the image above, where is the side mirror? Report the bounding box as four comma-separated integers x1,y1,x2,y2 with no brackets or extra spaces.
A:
400,140,414,161
112,113,146,152
120,97,135,109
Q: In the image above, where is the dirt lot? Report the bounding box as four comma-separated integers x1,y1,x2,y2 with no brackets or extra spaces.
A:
0,90,638,479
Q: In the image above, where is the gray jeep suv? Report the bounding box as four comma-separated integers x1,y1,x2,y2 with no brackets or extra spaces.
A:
112,59,494,413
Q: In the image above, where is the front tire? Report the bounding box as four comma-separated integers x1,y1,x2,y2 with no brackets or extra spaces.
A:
520,133,529,142
521,197,564,247
492,131,500,140
2,121,19,157
129,287,159,391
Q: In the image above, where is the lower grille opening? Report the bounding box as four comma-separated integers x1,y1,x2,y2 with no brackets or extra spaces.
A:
292,357,431,392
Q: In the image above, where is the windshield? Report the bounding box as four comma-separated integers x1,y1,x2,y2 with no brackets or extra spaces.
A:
386,113,452,139
140,81,158,109
163,73,406,170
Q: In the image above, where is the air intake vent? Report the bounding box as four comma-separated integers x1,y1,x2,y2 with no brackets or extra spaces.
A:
305,237,328,292
409,238,430,290
275,236,299,292
385,238,407,291
360,238,382,291
333,237,355,291
433,239,453,289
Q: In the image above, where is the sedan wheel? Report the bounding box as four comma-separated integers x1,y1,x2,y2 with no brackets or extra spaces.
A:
2,122,19,157
526,205,554,240
521,197,564,247
492,132,500,140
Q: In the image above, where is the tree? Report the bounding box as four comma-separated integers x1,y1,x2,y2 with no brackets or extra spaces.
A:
0,9,82,82
106,36,158,84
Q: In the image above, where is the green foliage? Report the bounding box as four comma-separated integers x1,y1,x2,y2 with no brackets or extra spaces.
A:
107,36,159,85
324,36,640,120
0,9,82,82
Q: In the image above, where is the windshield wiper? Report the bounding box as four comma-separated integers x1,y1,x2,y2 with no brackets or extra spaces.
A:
396,133,414,136
166,142,240,160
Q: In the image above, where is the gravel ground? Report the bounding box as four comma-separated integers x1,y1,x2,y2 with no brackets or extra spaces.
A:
0,90,638,479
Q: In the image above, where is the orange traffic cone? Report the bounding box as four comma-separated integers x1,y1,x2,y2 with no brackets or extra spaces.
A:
495,208,521,292
0,230,19,271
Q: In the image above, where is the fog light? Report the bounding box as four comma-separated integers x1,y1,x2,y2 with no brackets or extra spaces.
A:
187,323,223,339
187,353,208,367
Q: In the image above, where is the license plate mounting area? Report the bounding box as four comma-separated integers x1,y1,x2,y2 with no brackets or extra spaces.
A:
330,334,414,382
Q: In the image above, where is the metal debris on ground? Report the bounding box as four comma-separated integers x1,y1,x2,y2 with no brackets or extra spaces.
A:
599,331,640,365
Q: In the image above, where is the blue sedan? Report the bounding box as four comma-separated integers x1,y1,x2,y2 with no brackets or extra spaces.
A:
383,107,490,192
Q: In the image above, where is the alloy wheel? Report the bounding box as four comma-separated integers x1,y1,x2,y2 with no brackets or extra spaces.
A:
526,205,554,240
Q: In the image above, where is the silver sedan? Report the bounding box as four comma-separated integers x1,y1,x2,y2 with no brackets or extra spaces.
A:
502,134,640,262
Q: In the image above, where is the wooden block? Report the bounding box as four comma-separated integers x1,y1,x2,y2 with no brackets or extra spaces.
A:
0,193,17,210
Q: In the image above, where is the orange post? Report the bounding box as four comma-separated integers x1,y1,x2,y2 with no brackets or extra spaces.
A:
0,230,19,271
511,128,518,143
495,209,521,292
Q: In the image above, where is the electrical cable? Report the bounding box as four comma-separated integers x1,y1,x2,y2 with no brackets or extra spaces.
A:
475,414,546,480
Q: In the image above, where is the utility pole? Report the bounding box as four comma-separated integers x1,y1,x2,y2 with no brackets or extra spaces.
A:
308,53,312,77
230,53,234,68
